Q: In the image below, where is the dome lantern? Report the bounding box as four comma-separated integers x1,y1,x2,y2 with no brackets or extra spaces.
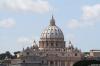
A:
50,16,56,26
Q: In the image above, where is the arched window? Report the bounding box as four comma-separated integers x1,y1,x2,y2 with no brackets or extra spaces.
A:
46,54,48,56
51,43,53,47
23,60,25,63
42,60,44,64
47,42,48,46
56,43,58,46
26,52,29,55
42,43,44,47
50,61,53,65
75,53,77,56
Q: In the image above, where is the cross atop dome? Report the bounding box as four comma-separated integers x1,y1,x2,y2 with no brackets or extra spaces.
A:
50,15,56,26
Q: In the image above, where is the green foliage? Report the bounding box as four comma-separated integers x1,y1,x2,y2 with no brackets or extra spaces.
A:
0,51,12,60
73,60,100,66
0,51,21,61
13,51,21,59
84,52,90,54
14,51,20,55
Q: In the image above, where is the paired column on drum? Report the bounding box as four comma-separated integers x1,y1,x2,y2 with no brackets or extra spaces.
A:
57,61,61,66
48,61,50,66
65,61,67,66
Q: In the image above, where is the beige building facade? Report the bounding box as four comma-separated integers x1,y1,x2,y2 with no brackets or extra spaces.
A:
11,16,83,66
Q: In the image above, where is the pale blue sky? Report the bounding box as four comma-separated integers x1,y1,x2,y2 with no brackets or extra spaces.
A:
0,0,100,53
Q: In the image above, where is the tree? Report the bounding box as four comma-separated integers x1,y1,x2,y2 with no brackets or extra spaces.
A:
13,51,21,59
0,51,12,60
73,60,100,66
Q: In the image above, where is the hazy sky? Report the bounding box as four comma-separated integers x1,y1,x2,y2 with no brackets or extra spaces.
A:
0,0,100,53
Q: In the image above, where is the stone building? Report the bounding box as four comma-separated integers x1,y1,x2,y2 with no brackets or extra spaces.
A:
11,16,83,66
90,50,100,57
88,50,100,60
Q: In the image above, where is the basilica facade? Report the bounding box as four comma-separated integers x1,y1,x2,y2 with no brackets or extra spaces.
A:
11,16,83,66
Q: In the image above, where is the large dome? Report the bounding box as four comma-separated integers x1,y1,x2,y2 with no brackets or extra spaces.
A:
40,16,64,40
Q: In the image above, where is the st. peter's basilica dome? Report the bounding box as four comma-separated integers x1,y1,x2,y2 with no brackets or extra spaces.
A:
40,16,64,40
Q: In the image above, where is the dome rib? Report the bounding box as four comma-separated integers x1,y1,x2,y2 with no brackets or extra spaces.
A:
40,25,64,40
40,16,64,40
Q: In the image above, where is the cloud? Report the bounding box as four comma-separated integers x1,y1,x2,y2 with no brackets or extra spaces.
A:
17,37,33,44
0,18,16,28
17,36,39,44
82,4,100,19
67,19,80,29
67,4,100,29
0,0,52,13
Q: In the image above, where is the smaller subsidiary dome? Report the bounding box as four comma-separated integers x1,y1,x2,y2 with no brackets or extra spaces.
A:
40,16,64,40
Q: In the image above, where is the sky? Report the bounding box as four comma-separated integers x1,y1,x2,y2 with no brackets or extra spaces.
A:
0,0,100,53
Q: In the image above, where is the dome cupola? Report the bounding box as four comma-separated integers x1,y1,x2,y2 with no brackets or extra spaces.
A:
40,16,64,40
39,16,65,49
